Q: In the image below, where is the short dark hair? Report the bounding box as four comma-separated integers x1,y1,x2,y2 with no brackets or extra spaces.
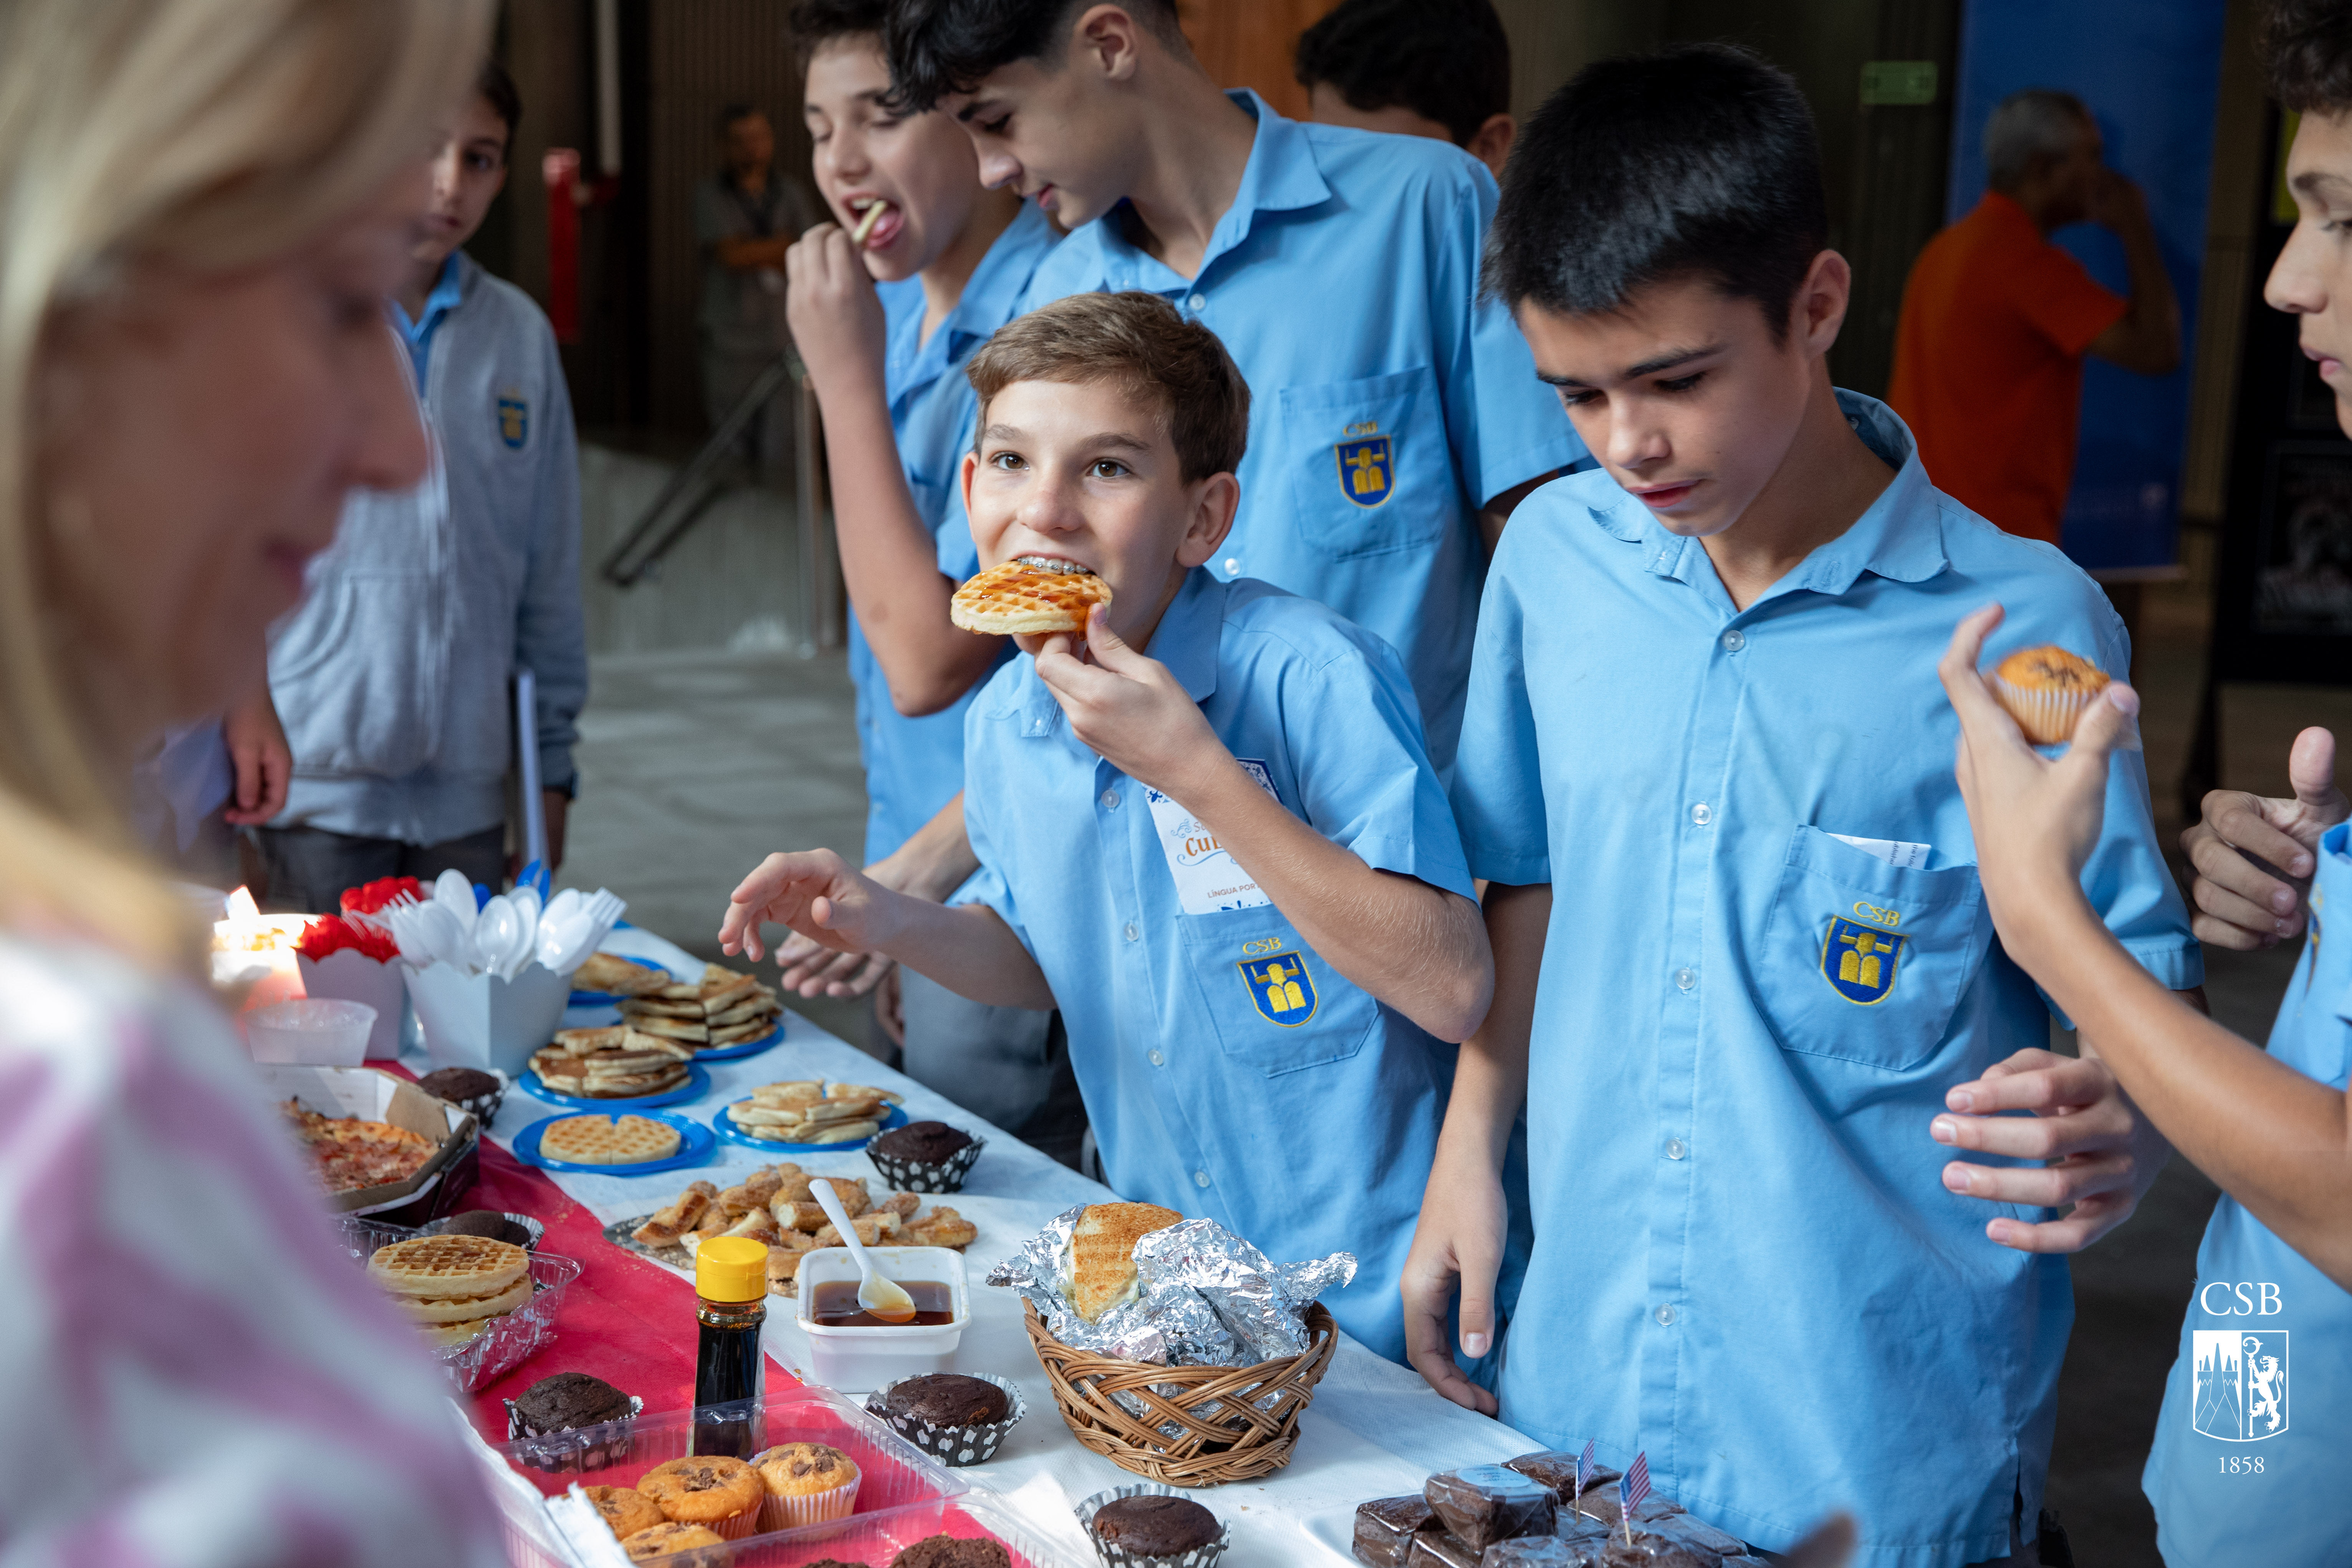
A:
478,58,521,146
2263,0,2352,114
1485,43,1827,344
715,101,768,135
790,0,889,68
882,0,1187,114
967,291,1250,481
1293,0,1510,149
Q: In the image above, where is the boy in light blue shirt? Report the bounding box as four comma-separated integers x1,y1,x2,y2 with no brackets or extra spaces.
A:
1404,46,2201,1568
723,292,1486,1359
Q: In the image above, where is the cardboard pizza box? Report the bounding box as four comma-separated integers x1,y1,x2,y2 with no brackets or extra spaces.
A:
258,1063,479,1218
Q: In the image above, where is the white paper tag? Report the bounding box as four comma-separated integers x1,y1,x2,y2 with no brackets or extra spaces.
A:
1145,760,1281,915
1830,833,1932,870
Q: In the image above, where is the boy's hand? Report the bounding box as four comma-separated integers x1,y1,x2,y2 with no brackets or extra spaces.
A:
1033,607,1220,797
1399,1158,1506,1416
784,224,887,396
720,849,894,964
1931,1047,2165,1252
2181,727,2345,949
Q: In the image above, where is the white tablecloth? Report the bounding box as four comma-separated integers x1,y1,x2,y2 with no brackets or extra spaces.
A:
450,926,1536,1566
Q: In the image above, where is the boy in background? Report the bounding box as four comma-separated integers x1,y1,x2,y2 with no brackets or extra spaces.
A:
261,61,585,908
1294,0,1516,179
723,293,1486,1358
1405,46,2199,1566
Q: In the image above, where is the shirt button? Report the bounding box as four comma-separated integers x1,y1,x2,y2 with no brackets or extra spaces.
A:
1666,1138,1687,1160
1690,803,1712,826
1148,1049,1165,1066
1195,1169,1212,1188
1223,556,1240,575
1124,923,1140,942
1656,1303,1678,1326
1720,628,1746,652
1101,788,1120,810
1187,293,1207,311
1674,967,1696,992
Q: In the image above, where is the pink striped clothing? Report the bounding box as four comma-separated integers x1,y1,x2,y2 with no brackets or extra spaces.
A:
0,936,505,1567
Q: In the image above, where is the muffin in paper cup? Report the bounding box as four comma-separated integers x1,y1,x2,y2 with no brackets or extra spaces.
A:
748,1442,861,1530
1075,1483,1231,1568
866,1130,985,1194
1991,646,2110,746
863,1371,1026,1467
503,1394,643,1473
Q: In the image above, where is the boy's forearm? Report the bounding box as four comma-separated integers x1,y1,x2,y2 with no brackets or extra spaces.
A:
1439,883,1549,1168
1174,756,1491,1040
868,893,1054,1010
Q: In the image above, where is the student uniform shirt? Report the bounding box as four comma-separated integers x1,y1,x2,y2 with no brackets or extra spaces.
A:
850,203,1059,863
1887,192,2128,546
1450,393,2198,1568
2142,821,2352,1568
956,568,1473,1360
960,91,1585,770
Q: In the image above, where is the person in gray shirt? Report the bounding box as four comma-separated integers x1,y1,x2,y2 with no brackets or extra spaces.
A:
259,61,586,911
697,105,818,476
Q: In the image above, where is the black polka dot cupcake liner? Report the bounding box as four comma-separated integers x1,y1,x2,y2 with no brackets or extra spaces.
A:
503,1394,643,1473
1074,1482,1231,1568
863,1371,1025,1467
866,1133,985,1194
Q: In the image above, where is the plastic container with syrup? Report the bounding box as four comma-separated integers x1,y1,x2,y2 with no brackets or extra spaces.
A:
794,1245,969,1391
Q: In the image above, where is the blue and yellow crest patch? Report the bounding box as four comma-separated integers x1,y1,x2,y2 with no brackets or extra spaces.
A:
1820,917,1905,1005
1238,952,1318,1027
497,391,529,450
1334,431,1394,508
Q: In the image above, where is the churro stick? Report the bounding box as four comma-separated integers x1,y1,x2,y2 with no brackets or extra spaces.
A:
851,199,889,245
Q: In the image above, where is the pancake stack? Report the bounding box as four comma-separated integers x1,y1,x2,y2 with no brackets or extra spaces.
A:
615,963,784,1052
531,1026,694,1098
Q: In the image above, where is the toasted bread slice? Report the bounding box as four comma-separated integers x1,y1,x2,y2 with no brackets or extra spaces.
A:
1069,1202,1184,1322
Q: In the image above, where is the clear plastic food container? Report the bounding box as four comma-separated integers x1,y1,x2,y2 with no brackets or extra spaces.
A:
794,1245,970,1391
245,998,377,1066
336,1217,578,1392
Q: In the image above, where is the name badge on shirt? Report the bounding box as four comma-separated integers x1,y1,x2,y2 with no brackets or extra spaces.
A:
1145,759,1280,915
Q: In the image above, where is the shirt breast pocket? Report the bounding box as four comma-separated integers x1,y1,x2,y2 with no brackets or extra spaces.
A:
1278,366,1455,559
1177,904,1381,1079
1756,825,1990,1073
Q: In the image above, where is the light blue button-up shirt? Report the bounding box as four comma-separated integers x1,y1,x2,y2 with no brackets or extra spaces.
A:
849,203,1058,862
1450,394,2199,1568
956,568,1474,1359
391,253,464,385
946,92,1584,770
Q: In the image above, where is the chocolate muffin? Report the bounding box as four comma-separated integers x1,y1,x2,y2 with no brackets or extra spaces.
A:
436,1209,535,1248
1092,1496,1221,1559
891,1537,1012,1568
418,1066,500,1102
882,1373,1007,1427
513,1372,633,1433
871,1121,970,1164
867,1120,984,1193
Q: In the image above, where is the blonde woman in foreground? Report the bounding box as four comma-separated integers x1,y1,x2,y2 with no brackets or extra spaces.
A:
0,0,505,1561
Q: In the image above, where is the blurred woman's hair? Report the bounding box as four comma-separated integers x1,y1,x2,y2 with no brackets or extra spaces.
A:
0,0,489,965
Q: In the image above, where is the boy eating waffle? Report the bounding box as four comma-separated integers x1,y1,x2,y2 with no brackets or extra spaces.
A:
721,291,1488,1359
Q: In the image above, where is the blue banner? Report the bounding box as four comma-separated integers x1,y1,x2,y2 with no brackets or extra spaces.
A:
1946,1,2227,572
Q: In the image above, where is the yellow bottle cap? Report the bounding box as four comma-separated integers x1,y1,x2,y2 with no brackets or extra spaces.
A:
696,1236,769,1303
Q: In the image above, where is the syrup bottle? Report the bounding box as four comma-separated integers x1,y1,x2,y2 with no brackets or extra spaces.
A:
690,1237,767,1457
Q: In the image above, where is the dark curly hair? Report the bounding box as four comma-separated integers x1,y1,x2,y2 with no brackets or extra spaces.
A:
882,0,1186,114
2263,0,2352,113
1293,0,1511,149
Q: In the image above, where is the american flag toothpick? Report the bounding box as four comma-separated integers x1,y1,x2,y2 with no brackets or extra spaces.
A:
1620,1452,1651,1547
1574,1438,1597,1506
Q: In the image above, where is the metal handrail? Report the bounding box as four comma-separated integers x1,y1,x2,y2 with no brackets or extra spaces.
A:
598,346,802,588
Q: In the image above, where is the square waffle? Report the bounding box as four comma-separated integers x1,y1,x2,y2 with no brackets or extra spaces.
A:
366,1234,530,1298
541,1114,682,1165
949,557,1113,635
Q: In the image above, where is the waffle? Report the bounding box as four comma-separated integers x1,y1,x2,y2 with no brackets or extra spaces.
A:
398,1275,535,1324
615,962,781,1049
949,557,1113,635
541,1114,682,1165
367,1234,531,1299
421,1316,498,1349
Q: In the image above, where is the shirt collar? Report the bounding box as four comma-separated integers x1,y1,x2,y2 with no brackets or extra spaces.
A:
1143,567,1227,703
889,202,1056,392
1087,90,1331,289
391,252,465,381
1634,390,1949,604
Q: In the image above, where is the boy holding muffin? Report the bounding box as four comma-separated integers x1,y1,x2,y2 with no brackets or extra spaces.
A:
1401,46,2201,1568
723,291,1486,1360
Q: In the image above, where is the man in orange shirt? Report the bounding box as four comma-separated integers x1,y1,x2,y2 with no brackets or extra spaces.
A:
1890,89,2180,545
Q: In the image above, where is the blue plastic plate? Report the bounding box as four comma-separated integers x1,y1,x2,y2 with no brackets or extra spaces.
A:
710,1101,909,1154
692,1017,785,1062
510,1109,715,1176
520,1062,710,1110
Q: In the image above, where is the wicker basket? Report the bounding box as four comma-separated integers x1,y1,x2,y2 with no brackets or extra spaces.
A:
1022,1299,1337,1486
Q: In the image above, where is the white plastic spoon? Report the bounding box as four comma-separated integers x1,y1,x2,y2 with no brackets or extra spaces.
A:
809,1179,914,1323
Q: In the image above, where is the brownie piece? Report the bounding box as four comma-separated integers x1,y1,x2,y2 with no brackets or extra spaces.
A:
1503,1451,1620,1504
417,1066,500,1102
1092,1495,1221,1558
1354,1495,1437,1567
1481,1540,1581,1566
890,1538,1011,1568
1569,1492,1683,1532
869,1120,973,1166
513,1372,632,1433
882,1373,1008,1427
1602,1531,1720,1568
1649,1516,1746,1558
1407,1531,1483,1568
1426,1467,1557,1551
437,1210,534,1247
